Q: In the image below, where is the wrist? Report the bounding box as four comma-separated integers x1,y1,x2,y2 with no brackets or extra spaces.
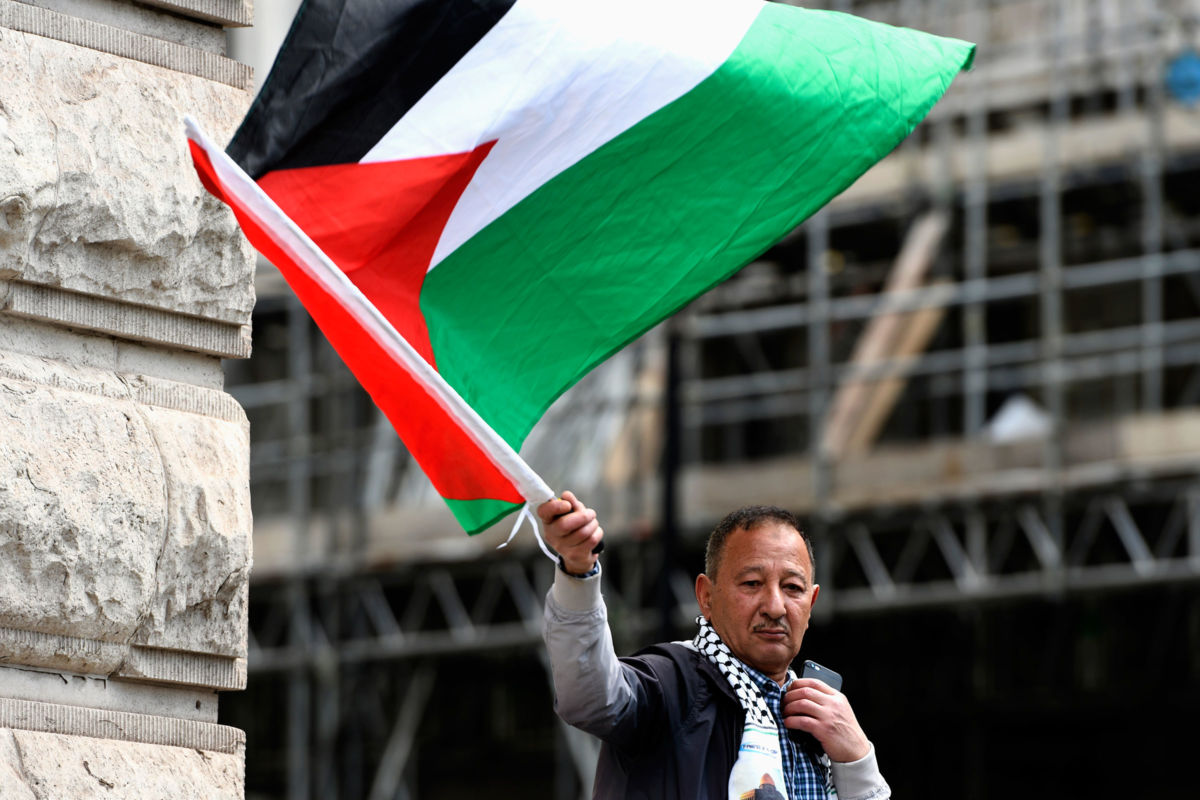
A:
550,560,603,612
557,553,599,578
827,734,871,764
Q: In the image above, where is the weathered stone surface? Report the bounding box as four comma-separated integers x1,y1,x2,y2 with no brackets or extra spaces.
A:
0,697,243,753
0,1,251,89
0,626,127,677
18,0,228,52
0,729,243,799
0,381,166,643
134,404,251,657
141,0,253,29
0,625,247,691
0,729,37,800
117,646,246,691
0,317,227,397
0,662,218,723
2,280,253,359
0,355,250,657
0,26,254,325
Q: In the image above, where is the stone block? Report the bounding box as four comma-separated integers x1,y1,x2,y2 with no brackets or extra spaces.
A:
141,0,253,28
0,728,243,799
19,0,229,52
2,282,253,359
0,313,229,390
0,22,254,327
0,697,242,754
0,382,166,644
0,664,218,723
133,404,251,657
0,350,250,659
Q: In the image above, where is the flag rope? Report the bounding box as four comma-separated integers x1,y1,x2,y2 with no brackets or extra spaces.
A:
497,502,557,563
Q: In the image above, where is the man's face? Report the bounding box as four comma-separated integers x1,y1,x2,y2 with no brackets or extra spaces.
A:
695,522,819,684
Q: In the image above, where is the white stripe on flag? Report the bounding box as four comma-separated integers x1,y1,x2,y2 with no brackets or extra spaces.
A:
361,0,764,271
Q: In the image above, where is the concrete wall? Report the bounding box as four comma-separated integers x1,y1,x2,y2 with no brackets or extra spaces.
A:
0,0,254,796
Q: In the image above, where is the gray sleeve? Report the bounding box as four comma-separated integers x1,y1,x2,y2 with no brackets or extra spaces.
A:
542,565,639,738
829,744,890,800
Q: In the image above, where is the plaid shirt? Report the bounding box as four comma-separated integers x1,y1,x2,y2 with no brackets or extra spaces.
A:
743,664,830,800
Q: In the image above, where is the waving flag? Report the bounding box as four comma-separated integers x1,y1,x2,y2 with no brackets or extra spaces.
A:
189,0,973,534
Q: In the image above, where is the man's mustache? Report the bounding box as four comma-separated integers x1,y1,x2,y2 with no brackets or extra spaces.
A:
752,619,789,634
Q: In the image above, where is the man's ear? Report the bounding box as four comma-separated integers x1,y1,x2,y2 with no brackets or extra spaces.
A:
811,583,820,609
695,573,713,620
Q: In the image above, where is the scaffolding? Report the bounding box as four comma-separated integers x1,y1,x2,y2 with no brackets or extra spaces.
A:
222,1,1200,797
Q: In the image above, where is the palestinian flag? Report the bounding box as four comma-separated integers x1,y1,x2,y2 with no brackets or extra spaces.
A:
189,0,973,534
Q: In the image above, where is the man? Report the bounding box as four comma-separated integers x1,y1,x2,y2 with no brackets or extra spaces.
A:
539,492,889,800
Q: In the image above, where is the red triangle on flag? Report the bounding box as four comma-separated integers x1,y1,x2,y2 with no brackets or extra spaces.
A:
188,138,523,506
258,142,496,366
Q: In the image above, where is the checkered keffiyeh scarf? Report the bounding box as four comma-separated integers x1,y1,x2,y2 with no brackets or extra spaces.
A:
693,615,776,728
694,616,833,800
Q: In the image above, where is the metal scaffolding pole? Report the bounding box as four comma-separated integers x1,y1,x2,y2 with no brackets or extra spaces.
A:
685,311,1200,428
285,292,313,800
687,250,1200,340
1040,0,1067,555
807,210,833,528
367,667,433,800
963,0,990,436
1141,0,1167,411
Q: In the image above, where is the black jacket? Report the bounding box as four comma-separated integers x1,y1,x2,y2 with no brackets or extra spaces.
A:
592,642,747,799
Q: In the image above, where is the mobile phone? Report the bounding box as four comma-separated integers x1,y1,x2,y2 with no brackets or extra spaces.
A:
801,659,843,692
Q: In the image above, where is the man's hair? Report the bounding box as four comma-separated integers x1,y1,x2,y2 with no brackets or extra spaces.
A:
704,505,814,580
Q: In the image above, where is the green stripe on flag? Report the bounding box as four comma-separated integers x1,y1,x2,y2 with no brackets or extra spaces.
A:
445,496,524,535
423,4,973,459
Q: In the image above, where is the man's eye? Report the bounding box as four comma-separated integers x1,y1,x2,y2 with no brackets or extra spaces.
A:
741,580,761,588
784,584,804,593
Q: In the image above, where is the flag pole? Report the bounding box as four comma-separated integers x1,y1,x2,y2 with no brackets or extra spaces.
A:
185,116,555,510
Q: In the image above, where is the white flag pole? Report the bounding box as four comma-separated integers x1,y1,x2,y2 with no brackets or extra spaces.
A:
185,116,555,510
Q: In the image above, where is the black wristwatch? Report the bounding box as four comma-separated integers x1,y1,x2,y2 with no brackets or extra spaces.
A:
556,554,600,579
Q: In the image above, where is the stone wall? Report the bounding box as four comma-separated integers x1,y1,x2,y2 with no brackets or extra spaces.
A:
0,0,254,796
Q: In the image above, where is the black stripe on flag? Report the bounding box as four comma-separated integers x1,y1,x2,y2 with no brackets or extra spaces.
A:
229,0,518,179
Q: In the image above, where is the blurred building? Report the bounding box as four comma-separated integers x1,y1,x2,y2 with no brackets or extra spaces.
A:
221,1,1200,797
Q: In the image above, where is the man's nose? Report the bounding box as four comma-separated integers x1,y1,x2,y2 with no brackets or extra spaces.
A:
760,584,786,618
